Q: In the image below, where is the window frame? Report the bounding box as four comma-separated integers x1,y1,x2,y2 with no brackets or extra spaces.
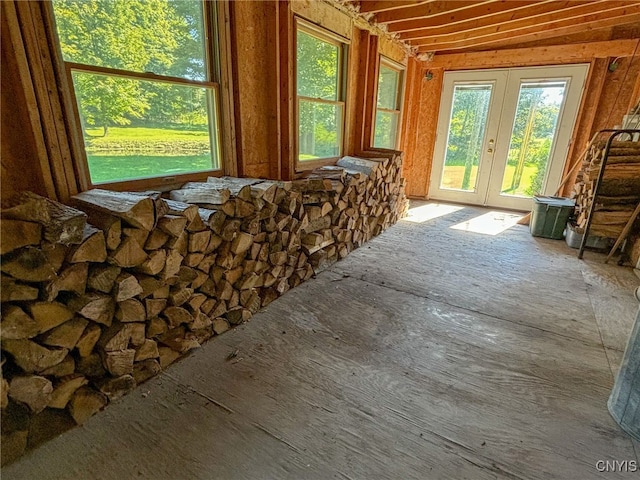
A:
373,56,405,150
50,0,228,191
294,18,349,172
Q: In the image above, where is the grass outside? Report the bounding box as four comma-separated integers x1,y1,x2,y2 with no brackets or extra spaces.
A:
84,126,210,142
81,126,214,183
87,154,214,184
441,164,539,196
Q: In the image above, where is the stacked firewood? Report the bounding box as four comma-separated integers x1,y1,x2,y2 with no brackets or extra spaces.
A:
0,151,407,464
572,140,640,238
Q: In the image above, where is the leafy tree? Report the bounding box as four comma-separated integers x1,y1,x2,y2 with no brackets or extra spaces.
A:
53,0,206,134
296,31,340,157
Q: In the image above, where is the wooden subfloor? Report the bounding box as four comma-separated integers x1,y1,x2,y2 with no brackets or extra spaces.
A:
4,202,640,479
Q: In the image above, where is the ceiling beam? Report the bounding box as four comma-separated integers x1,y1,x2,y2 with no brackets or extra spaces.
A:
400,1,610,39
358,0,432,14
386,0,547,32
412,5,640,50
426,39,640,69
372,0,487,24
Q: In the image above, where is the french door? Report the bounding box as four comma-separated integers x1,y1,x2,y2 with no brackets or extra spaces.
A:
430,65,588,211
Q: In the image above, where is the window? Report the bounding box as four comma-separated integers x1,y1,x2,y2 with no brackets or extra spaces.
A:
51,0,222,186
373,59,404,149
296,22,347,164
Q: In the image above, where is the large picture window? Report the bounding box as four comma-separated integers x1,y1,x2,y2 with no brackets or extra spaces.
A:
51,0,222,187
296,22,347,164
373,59,404,149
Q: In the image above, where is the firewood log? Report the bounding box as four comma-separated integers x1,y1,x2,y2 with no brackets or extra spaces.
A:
158,327,200,353
95,374,135,401
116,299,146,323
49,375,88,409
4,192,87,244
0,219,42,255
73,189,157,231
162,306,194,328
103,350,136,376
68,293,115,326
133,359,162,384
46,263,88,301
85,212,121,251
1,339,68,373
212,318,230,335
75,324,102,357
87,265,121,294
8,376,53,413
0,247,58,282
134,339,159,361
112,273,142,302
1,305,39,340
145,229,169,250
109,236,148,268
1,276,39,302
68,386,108,424
39,317,89,349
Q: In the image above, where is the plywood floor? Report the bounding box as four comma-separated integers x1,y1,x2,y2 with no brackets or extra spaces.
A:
5,202,640,480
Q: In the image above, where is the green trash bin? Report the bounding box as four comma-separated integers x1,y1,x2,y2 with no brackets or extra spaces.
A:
530,196,575,240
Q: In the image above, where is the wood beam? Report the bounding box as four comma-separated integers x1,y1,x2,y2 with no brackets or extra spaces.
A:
386,0,545,31
400,1,613,39
372,0,488,24
426,39,640,69
358,0,432,14
412,5,640,51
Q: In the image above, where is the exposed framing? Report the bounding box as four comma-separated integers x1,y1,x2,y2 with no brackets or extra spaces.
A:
45,0,236,192
373,56,405,150
294,17,350,172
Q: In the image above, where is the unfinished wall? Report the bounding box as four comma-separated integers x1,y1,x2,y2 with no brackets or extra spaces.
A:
230,0,280,180
1,6,50,205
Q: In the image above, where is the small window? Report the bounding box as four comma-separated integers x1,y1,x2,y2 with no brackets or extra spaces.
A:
51,0,222,186
296,22,347,164
373,59,404,149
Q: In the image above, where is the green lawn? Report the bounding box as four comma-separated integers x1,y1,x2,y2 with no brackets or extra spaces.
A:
82,126,214,183
85,126,210,142
441,164,539,196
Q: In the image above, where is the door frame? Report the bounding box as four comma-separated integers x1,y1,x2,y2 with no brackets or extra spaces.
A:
429,64,589,210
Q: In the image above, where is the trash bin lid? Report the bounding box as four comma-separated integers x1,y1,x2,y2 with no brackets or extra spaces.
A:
533,195,575,208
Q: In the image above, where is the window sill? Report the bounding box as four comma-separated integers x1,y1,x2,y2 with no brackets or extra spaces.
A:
88,170,224,193
295,157,339,176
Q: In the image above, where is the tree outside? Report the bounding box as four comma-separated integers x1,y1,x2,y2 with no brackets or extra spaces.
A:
441,85,491,191
296,30,342,160
501,83,564,197
441,82,564,197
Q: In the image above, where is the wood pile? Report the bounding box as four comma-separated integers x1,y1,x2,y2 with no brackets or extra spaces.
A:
571,140,640,238
0,151,407,464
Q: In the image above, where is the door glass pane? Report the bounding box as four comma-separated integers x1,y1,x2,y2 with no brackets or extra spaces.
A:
501,82,566,197
71,71,218,184
441,84,492,192
53,0,207,80
298,99,343,160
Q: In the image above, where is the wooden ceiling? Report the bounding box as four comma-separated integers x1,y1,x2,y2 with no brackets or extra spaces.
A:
355,0,640,55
